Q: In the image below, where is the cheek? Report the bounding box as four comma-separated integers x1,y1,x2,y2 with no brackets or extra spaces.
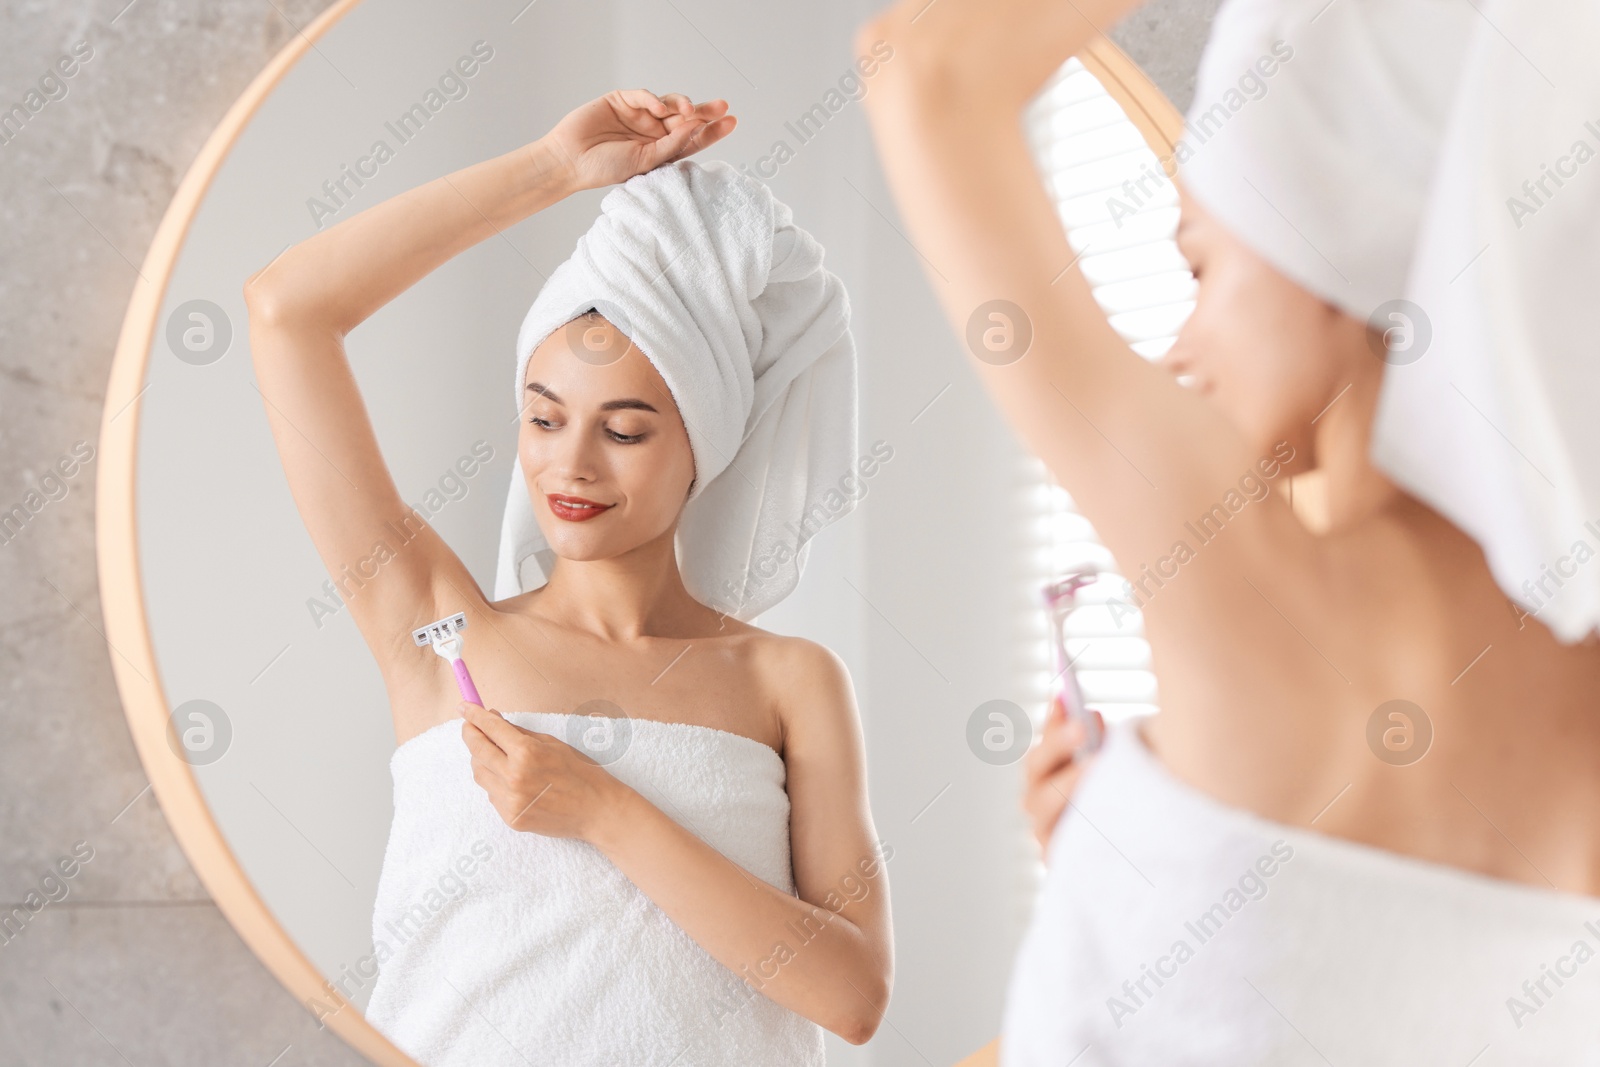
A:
631,444,694,507
1179,282,1321,442
602,440,692,522
518,428,553,479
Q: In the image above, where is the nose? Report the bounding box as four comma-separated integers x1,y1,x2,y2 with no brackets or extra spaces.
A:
525,418,601,486
556,432,601,483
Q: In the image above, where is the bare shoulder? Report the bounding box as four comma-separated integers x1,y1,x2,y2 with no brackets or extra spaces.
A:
753,631,852,690
741,630,861,755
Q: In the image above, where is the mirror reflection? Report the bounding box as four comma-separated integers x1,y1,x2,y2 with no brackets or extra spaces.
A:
136,1,1090,1064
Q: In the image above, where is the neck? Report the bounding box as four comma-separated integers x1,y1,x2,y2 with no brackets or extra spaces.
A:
531,530,708,641
1308,365,1401,531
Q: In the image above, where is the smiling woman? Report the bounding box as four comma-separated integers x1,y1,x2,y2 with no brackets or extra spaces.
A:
518,313,690,531
238,77,892,1063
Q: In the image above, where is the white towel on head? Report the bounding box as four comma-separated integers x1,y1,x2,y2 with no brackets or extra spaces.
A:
493,159,858,621
1177,0,1600,642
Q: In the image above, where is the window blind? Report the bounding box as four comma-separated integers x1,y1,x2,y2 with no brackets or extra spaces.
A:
1018,56,1200,729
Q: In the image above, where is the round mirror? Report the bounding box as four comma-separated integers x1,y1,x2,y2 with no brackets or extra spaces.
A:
96,2,1192,1063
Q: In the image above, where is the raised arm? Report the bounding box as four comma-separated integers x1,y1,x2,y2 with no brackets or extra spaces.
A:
851,0,1307,590
241,92,734,679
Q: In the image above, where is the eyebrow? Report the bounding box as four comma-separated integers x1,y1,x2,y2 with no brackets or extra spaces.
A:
525,381,659,413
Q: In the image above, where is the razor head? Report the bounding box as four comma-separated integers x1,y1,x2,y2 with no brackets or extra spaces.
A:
1041,563,1101,608
412,612,468,647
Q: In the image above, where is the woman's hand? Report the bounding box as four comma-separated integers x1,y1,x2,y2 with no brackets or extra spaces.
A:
545,89,736,193
1022,694,1102,854
460,701,631,842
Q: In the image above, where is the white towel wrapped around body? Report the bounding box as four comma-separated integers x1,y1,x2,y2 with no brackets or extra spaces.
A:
363,711,825,1067
1000,717,1600,1066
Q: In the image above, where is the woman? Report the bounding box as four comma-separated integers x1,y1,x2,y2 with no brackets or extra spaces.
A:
856,0,1600,1062
244,90,891,1065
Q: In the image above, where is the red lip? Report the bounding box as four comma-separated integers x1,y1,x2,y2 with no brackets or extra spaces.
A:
546,493,613,522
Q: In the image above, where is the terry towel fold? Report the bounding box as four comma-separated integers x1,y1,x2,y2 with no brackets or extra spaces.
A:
1001,717,1600,1066
364,711,825,1067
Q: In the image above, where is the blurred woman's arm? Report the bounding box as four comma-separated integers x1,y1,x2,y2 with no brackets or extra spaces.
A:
852,2,1312,596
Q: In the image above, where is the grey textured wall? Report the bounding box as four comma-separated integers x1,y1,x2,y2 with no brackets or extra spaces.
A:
0,2,1216,1064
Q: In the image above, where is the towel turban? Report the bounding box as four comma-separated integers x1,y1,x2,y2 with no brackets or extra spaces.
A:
1179,0,1600,642
493,159,858,621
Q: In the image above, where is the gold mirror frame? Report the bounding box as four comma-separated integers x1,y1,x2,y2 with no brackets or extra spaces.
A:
94,5,1190,1062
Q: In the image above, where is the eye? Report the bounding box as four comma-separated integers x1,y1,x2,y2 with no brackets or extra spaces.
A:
527,416,556,430
608,429,645,444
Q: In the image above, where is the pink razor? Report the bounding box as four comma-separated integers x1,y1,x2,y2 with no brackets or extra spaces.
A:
1041,566,1103,753
412,612,483,707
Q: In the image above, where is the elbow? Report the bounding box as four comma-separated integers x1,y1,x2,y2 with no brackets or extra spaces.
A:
851,17,920,117
835,971,892,1046
839,1016,879,1047
852,9,972,118
242,254,320,331
838,1009,882,1047
242,270,330,337
241,270,285,328
851,15,896,69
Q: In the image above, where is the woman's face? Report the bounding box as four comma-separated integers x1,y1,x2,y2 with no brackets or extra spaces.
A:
519,313,696,565
1161,182,1371,470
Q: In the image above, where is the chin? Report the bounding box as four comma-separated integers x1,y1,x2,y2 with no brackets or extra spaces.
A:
538,527,612,559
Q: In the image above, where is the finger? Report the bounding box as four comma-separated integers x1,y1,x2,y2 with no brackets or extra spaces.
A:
1043,705,1086,741
469,754,510,794
462,701,532,751
1026,715,1084,778
1041,714,1087,764
645,118,711,167
692,113,737,152
1045,761,1085,801
1025,744,1074,789
657,92,695,116
616,88,670,117
662,115,736,164
461,720,511,775
686,98,729,122
661,100,731,138
1057,713,1089,749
